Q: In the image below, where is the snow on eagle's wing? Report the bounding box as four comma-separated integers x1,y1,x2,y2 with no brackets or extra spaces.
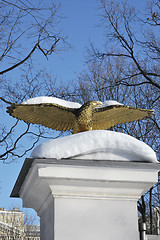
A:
7,103,77,131
92,105,154,130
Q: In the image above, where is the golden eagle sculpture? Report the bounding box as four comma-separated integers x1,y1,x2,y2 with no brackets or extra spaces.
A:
7,97,154,134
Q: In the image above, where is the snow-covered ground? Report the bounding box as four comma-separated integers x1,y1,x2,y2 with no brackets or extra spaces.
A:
30,130,158,163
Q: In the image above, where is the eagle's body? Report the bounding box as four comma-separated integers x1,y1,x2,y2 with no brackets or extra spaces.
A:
7,97,154,133
73,101,102,133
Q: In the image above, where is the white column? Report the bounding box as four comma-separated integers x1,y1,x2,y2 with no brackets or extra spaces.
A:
13,158,160,240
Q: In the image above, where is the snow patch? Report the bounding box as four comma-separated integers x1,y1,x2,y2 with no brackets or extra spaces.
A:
22,96,81,109
102,100,123,107
30,130,158,163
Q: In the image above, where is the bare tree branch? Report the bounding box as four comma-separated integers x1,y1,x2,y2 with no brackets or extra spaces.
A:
0,43,38,75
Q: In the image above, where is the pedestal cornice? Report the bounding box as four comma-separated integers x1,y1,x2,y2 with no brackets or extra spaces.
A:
11,158,160,216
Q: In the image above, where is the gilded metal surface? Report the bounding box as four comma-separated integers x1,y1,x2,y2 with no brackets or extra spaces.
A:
7,100,154,134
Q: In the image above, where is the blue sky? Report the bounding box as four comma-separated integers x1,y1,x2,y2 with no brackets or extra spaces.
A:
0,0,146,222
38,0,105,83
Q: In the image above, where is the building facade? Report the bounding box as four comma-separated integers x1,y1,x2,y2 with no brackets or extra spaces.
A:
0,207,40,239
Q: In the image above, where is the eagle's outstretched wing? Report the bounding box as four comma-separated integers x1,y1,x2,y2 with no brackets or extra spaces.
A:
92,105,154,130
7,103,77,131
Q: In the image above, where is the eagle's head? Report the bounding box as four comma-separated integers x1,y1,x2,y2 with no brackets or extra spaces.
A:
80,101,103,111
78,101,103,118
89,100,103,109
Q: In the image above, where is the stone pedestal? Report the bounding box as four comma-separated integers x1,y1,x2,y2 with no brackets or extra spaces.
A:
11,158,160,240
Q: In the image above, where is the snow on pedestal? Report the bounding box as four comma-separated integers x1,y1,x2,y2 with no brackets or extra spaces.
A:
30,130,158,162
11,130,160,240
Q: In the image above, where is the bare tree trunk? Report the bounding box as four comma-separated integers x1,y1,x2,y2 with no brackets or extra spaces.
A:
149,187,153,234
142,195,147,224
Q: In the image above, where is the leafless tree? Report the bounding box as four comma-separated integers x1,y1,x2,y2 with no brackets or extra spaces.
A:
90,0,160,90
0,0,67,162
0,0,65,75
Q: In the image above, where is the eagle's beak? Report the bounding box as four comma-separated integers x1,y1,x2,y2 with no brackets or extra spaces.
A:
95,101,103,108
98,102,103,107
